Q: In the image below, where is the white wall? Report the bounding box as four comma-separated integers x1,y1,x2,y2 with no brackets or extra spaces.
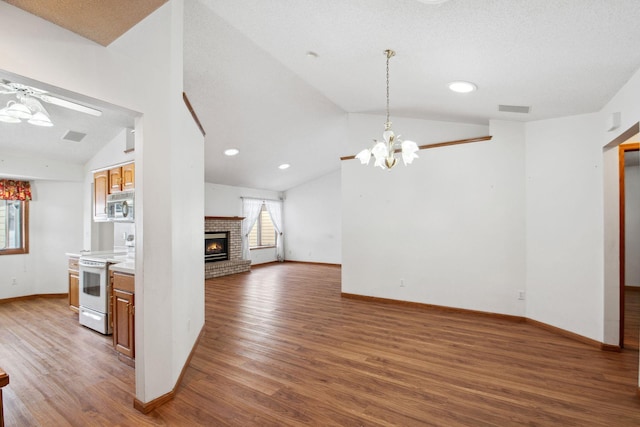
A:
0,0,203,404
284,170,341,264
625,158,640,287
524,113,603,341
0,180,83,299
0,154,83,181
342,116,529,315
204,182,281,264
600,65,640,352
171,99,205,382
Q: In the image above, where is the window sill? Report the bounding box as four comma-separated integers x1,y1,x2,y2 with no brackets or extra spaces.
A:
250,246,276,251
0,248,29,255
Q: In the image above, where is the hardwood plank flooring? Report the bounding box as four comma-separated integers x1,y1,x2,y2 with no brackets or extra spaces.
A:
1,263,639,426
625,287,640,350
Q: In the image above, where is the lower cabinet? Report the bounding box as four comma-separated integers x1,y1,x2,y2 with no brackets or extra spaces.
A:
68,256,79,312
111,271,135,359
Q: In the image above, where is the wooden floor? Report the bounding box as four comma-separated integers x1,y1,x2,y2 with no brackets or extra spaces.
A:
625,287,640,350
1,263,640,426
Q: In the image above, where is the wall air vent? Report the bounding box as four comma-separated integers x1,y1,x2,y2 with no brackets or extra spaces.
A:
498,104,530,114
62,130,87,142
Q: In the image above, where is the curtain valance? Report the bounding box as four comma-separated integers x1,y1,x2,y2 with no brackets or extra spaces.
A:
0,179,32,201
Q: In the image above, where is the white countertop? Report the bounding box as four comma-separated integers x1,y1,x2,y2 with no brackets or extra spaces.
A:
66,250,135,275
109,261,135,275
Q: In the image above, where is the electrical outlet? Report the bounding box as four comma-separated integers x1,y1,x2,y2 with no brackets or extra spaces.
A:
400,279,405,287
518,290,525,300
11,277,17,286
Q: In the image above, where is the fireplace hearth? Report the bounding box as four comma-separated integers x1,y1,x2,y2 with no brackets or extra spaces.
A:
204,232,229,263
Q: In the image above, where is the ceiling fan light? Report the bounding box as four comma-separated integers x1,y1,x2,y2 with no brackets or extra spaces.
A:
5,100,32,119
0,106,21,123
28,111,53,127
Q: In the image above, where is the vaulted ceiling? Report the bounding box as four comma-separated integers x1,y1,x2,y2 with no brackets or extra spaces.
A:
3,0,640,190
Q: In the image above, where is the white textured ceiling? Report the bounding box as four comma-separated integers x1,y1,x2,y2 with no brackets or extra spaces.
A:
3,0,640,191
198,0,640,123
186,0,640,190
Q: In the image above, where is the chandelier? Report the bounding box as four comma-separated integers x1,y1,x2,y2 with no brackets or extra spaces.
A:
356,49,419,169
0,91,53,127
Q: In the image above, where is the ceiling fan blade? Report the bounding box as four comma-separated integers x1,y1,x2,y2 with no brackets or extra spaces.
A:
39,94,102,117
0,82,15,93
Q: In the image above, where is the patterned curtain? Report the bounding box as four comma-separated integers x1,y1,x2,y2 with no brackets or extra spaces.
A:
0,179,32,201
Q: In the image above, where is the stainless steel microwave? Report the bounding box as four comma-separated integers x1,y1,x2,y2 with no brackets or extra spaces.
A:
106,191,134,222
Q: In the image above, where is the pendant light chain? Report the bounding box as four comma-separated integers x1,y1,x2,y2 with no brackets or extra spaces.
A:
384,49,395,130
355,48,419,170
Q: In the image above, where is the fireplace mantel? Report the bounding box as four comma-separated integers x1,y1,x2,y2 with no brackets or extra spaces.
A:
204,216,245,221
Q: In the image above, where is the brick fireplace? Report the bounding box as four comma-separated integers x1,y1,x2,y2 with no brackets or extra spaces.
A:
204,216,251,278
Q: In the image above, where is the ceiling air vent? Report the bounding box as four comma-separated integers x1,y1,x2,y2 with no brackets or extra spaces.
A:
498,105,530,114
62,130,87,142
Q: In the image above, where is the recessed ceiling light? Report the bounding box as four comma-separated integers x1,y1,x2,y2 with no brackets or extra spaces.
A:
279,164,290,170
224,148,239,156
306,51,319,59
448,81,477,93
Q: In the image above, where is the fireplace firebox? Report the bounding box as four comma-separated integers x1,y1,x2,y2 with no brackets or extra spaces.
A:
204,232,229,263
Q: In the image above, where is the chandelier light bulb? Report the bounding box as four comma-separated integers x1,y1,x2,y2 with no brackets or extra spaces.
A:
356,49,419,170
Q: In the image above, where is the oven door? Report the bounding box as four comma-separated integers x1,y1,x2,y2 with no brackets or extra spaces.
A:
79,261,108,313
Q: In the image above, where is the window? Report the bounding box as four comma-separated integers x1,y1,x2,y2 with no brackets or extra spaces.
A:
248,204,276,248
0,200,29,255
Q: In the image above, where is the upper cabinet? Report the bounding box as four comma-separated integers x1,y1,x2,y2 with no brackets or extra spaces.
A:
109,167,122,193
93,162,134,222
93,170,109,221
122,163,135,192
109,163,134,193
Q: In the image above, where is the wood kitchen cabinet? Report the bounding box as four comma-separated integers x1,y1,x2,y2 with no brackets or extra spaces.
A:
109,163,135,194
111,271,135,359
108,167,122,193
121,163,135,192
68,256,79,312
93,170,109,221
93,162,134,221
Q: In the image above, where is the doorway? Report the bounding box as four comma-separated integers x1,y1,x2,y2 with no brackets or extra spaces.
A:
619,143,640,350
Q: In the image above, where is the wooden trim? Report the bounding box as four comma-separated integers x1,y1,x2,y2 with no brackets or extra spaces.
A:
417,135,493,151
284,260,341,268
183,92,206,137
205,216,245,221
637,387,640,399
341,293,525,323
625,286,640,292
0,368,6,427
607,122,640,148
523,318,602,348
340,135,493,161
0,200,29,256
0,293,66,304
134,391,173,415
341,293,614,349
619,142,640,348
601,343,622,352
133,325,205,414
0,368,8,388
174,327,205,393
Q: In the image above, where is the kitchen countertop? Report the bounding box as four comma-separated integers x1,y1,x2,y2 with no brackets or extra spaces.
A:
110,261,135,275
66,250,135,274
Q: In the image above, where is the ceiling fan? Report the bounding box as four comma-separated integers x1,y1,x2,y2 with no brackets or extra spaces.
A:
0,80,102,127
